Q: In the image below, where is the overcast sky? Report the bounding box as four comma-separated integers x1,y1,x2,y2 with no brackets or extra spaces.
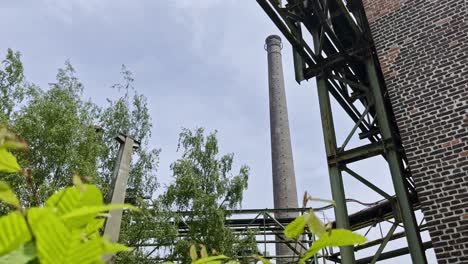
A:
0,0,435,262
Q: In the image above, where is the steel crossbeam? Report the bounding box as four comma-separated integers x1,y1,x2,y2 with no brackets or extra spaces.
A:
256,0,428,263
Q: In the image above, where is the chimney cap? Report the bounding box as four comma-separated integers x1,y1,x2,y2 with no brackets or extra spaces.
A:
265,35,282,50
266,34,281,42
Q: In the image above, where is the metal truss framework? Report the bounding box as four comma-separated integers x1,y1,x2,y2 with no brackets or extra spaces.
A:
254,0,431,263
137,206,430,263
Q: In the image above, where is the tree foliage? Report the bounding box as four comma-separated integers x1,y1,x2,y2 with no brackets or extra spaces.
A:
0,131,134,264
96,66,158,201
155,128,256,263
13,62,102,205
0,48,25,123
0,49,158,207
0,50,159,263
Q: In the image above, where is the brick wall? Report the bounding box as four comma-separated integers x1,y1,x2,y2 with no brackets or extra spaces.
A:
362,0,468,263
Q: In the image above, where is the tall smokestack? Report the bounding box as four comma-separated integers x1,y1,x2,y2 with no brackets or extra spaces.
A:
265,35,299,263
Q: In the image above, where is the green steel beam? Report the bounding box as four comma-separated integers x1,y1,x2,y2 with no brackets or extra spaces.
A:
291,20,305,83
308,0,346,51
355,241,433,264
328,141,388,164
303,54,349,78
370,223,398,264
342,167,392,200
330,0,363,35
339,106,370,151
255,0,427,263
256,0,316,67
365,59,427,263
267,0,318,59
326,80,379,144
354,228,418,252
313,29,355,264
328,74,369,92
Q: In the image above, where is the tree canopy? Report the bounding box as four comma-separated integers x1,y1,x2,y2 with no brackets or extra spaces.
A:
0,48,25,123
155,128,256,263
0,50,159,220
13,62,103,205
0,49,255,263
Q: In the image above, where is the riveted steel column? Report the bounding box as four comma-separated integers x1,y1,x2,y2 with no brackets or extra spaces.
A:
265,34,300,264
365,59,427,264
312,29,355,263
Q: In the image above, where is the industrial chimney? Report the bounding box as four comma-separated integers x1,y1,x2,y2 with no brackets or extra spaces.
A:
265,35,300,263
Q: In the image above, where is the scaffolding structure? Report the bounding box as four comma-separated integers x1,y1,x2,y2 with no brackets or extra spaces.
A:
135,202,430,263
253,0,432,263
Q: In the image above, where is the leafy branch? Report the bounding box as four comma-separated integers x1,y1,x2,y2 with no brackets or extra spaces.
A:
0,128,136,264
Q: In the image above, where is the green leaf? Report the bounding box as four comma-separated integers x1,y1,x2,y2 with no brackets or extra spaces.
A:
284,214,309,238
97,213,111,218
72,175,85,192
306,209,327,237
27,207,104,264
65,236,104,264
200,245,208,258
0,241,36,264
298,242,324,264
62,204,137,220
0,128,26,150
45,184,103,216
298,229,367,264
85,218,105,238
190,245,198,261
0,181,20,207
0,211,31,256
27,207,69,263
102,241,132,254
61,204,137,229
318,229,367,247
0,140,27,150
307,197,336,206
193,255,229,264
0,148,20,173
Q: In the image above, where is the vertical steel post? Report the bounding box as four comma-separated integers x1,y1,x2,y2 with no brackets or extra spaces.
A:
311,28,355,263
103,134,138,262
316,79,355,264
256,0,428,262
265,35,300,264
365,60,427,263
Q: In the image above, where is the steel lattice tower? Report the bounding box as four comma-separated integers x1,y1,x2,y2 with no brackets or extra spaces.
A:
256,0,436,263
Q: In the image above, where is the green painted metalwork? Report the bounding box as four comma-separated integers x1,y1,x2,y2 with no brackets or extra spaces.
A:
135,207,432,262
256,0,429,262
364,59,426,263
339,106,369,151
370,223,398,264
342,167,392,200
313,25,356,264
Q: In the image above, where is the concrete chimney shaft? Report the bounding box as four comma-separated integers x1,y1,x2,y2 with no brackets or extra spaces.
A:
265,35,300,263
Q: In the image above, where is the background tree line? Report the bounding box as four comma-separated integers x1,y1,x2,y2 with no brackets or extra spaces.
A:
0,49,256,263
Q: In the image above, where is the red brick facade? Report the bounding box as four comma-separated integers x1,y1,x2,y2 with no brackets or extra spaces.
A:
362,0,468,263
363,0,403,23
